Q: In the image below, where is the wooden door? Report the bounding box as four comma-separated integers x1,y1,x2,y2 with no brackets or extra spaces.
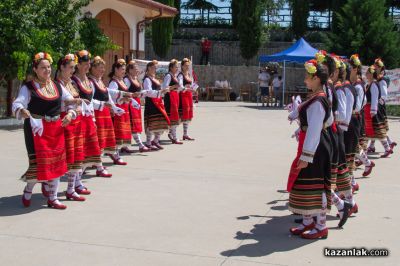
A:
95,9,131,76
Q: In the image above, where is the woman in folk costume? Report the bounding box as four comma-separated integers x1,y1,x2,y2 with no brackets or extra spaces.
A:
13,52,77,209
330,57,358,216
300,52,351,228
348,55,375,182
367,58,396,157
164,59,184,144
108,59,141,154
364,66,392,157
177,58,197,141
287,60,332,239
124,60,150,152
55,54,86,201
88,56,127,165
72,50,111,182
143,60,170,150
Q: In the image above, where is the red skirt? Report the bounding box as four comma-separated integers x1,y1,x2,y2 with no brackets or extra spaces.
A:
80,115,102,165
129,97,143,133
23,119,67,182
61,112,84,170
95,107,116,152
364,104,387,139
168,91,180,126
113,103,132,146
287,130,306,192
180,91,193,121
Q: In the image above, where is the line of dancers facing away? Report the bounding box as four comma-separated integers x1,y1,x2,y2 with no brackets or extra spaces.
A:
286,51,396,240
13,51,198,209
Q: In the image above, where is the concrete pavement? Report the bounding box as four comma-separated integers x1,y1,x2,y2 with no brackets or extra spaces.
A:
0,101,398,266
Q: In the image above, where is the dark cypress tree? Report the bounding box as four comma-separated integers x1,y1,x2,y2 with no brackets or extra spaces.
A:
237,0,264,63
152,0,175,58
291,0,309,38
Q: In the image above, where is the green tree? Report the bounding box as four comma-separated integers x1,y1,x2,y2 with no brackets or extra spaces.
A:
326,0,400,68
290,0,310,38
173,0,181,29
152,0,175,58
237,0,264,63
231,0,240,28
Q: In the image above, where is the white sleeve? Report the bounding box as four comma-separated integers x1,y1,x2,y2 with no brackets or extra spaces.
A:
371,83,379,115
343,87,354,130
178,74,184,88
12,85,31,120
142,78,160,98
335,89,347,123
107,81,123,104
60,85,76,116
379,79,388,100
354,84,364,112
300,101,325,163
162,74,171,90
123,77,131,88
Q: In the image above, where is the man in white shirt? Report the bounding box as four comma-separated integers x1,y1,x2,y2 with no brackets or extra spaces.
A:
258,67,271,107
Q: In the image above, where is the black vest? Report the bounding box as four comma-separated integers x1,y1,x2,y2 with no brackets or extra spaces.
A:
89,77,109,102
343,81,357,111
299,94,330,128
366,81,381,104
110,78,128,92
178,72,192,87
71,75,93,101
26,80,62,117
125,76,141,93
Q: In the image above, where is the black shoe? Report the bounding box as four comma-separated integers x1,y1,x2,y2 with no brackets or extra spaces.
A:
338,201,352,228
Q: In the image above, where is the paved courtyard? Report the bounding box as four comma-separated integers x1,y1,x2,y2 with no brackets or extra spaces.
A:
0,101,398,266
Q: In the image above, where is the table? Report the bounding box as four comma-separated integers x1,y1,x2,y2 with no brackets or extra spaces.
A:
206,87,232,101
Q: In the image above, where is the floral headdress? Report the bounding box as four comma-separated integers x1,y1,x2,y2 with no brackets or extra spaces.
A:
62,53,78,64
304,59,318,75
315,50,327,64
374,58,384,68
116,58,126,66
33,52,53,65
349,54,361,67
367,65,376,74
76,50,92,62
92,56,106,66
331,54,341,69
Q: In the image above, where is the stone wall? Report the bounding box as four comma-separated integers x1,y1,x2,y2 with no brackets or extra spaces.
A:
145,39,323,66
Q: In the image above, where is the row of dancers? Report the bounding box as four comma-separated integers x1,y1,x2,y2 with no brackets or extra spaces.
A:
286,52,396,239
12,50,198,209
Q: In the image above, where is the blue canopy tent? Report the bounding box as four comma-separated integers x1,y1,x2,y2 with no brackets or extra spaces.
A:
258,38,319,106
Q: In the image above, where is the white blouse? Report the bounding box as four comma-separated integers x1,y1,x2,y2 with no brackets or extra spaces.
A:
378,79,388,100
12,81,74,120
342,86,355,131
335,88,347,125
370,82,379,115
354,83,365,112
142,77,161,98
300,100,326,163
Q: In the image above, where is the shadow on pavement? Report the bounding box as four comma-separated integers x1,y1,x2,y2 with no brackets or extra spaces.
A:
220,215,318,258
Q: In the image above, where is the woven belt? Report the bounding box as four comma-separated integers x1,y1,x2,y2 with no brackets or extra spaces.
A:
352,111,360,115
31,114,60,122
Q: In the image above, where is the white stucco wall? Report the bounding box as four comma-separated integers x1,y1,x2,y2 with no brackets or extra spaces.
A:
83,0,147,52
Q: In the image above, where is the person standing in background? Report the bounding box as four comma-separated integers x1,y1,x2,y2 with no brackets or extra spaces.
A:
258,67,271,107
200,37,212,65
273,75,283,107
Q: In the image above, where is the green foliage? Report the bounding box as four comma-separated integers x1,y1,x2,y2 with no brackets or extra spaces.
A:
290,0,310,38
152,0,175,58
0,0,119,81
236,0,264,62
79,17,120,57
231,0,240,28
326,0,400,68
173,0,181,29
